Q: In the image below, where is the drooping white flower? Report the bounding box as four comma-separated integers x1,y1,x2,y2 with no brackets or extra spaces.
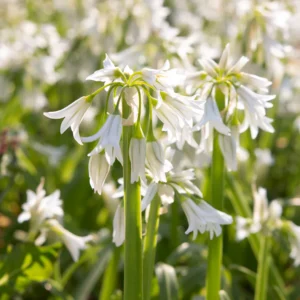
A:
194,98,230,136
47,219,92,261
86,54,122,83
18,182,63,231
141,182,159,211
44,96,90,145
141,167,201,211
169,168,203,198
82,114,122,165
181,198,233,240
146,140,172,183
142,61,184,92
219,126,239,171
129,137,146,183
237,85,275,139
88,154,110,195
236,187,283,241
112,204,125,247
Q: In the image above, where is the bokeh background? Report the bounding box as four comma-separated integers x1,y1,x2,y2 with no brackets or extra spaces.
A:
1,0,300,299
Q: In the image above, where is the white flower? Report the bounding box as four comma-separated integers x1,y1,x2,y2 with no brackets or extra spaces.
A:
289,222,300,266
141,167,201,211
141,182,159,211
18,182,63,231
88,154,110,195
86,54,122,83
236,187,283,241
142,61,184,92
219,126,239,171
254,148,274,166
47,219,92,261
122,88,139,126
112,204,125,247
169,169,203,198
182,198,233,240
129,137,146,183
235,216,260,241
82,114,122,165
237,85,275,139
194,98,230,136
44,96,90,145
146,140,172,183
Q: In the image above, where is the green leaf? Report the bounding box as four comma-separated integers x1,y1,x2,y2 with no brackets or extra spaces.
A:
155,263,179,300
229,264,256,286
0,243,60,294
74,246,112,300
16,148,37,175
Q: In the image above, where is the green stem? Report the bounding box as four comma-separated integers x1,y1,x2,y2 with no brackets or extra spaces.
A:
206,132,225,300
122,97,143,300
254,236,271,300
226,174,286,296
143,195,161,300
99,247,121,300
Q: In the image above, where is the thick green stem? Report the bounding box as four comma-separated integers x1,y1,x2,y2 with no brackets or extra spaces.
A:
226,174,286,296
122,97,143,300
254,236,271,300
99,247,120,300
206,133,225,300
143,195,161,300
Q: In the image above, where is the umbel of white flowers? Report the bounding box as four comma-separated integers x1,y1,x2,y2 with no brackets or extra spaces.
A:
18,179,92,261
188,44,275,171
236,186,300,266
44,55,203,196
111,148,233,247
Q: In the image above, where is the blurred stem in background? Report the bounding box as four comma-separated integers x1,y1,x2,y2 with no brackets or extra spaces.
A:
206,132,225,300
227,174,287,298
254,236,271,300
143,195,161,300
122,97,143,300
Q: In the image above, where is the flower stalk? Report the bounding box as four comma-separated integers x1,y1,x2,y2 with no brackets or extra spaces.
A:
206,131,225,300
143,195,161,300
122,96,143,300
254,236,271,300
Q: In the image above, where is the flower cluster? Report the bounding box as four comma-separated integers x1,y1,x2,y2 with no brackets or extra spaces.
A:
236,186,300,266
18,179,92,261
44,54,236,244
188,44,275,171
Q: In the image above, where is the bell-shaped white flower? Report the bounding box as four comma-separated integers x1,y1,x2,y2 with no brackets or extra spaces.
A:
237,85,275,139
18,182,63,231
154,91,203,142
129,137,146,183
86,54,122,83
88,154,110,195
141,182,159,211
219,126,239,171
142,60,184,92
169,168,203,198
47,219,92,261
146,140,171,183
181,198,233,240
194,98,230,136
112,204,125,247
44,96,90,145
82,114,122,165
